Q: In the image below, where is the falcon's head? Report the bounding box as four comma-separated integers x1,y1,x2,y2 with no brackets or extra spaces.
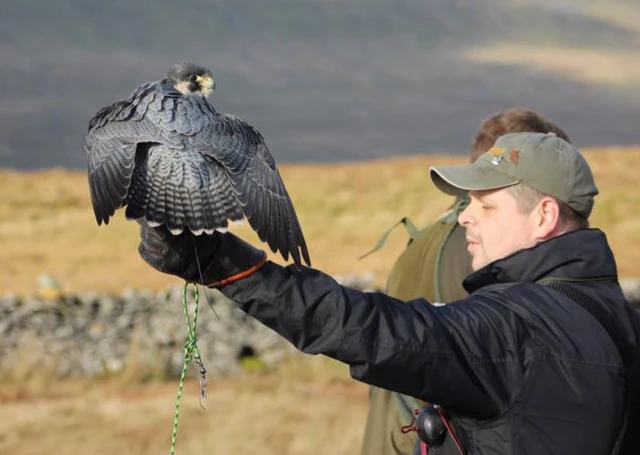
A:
167,62,216,97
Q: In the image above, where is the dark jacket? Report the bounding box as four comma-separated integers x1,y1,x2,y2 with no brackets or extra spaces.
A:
362,199,472,455
220,229,639,454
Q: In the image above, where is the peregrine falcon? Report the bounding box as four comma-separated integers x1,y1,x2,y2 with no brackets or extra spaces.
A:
85,62,310,267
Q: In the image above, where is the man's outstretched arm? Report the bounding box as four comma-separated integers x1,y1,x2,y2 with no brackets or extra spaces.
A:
221,260,522,418
139,224,522,418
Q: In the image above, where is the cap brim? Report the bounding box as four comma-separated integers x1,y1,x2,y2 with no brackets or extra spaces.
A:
429,164,520,196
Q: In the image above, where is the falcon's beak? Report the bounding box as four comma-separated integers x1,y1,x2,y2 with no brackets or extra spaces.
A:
197,75,216,96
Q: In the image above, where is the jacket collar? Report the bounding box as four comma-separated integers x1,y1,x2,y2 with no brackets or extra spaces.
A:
463,229,618,294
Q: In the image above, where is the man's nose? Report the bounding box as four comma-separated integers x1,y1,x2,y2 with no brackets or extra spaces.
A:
458,205,474,227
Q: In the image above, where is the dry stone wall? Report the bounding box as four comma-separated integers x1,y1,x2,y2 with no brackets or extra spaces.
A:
0,275,376,381
0,275,638,381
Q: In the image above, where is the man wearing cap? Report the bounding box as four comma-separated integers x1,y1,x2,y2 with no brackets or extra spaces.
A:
361,107,575,455
137,132,640,454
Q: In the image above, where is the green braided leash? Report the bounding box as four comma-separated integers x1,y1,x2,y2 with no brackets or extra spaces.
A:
170,282,208,455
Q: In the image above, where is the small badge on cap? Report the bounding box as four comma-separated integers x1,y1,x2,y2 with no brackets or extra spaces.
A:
488,146,505,165
509,148,519,165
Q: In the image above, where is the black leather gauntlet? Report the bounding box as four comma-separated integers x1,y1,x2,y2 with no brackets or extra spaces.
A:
138,222,267,288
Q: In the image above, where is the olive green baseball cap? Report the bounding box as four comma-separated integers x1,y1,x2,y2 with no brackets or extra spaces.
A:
430,132,599,218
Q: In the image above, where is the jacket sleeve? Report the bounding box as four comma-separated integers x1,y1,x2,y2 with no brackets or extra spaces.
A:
219,262,526,418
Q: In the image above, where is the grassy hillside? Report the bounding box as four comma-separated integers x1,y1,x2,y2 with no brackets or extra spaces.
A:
1,0,640,170
1,147,640,455
2,146,640,297
0,355,368,455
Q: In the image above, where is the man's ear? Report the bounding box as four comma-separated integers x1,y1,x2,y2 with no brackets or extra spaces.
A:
532,196,562,240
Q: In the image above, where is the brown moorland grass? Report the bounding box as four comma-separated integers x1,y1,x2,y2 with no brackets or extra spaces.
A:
1,147,640,296
0,147,639,455
0,355,369,455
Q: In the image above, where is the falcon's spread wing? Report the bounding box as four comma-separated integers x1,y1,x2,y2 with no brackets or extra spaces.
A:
195,113,311,267
86,82,171,225
86,80,311,267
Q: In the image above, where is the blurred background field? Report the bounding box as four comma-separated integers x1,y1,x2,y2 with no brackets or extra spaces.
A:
1,148,640,297
3,0,640,170
1,0,640,454
0,355,368,455
1,148,640,455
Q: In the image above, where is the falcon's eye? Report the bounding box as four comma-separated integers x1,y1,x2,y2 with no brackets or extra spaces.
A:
189,74,198,82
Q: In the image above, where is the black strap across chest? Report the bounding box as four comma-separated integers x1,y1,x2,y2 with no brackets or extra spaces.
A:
541,280,639,455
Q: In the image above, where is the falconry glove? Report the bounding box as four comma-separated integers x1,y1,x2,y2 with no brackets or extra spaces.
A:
138,222,268,288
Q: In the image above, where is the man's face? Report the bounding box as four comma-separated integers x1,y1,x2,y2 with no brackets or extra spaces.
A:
458,188,538,270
